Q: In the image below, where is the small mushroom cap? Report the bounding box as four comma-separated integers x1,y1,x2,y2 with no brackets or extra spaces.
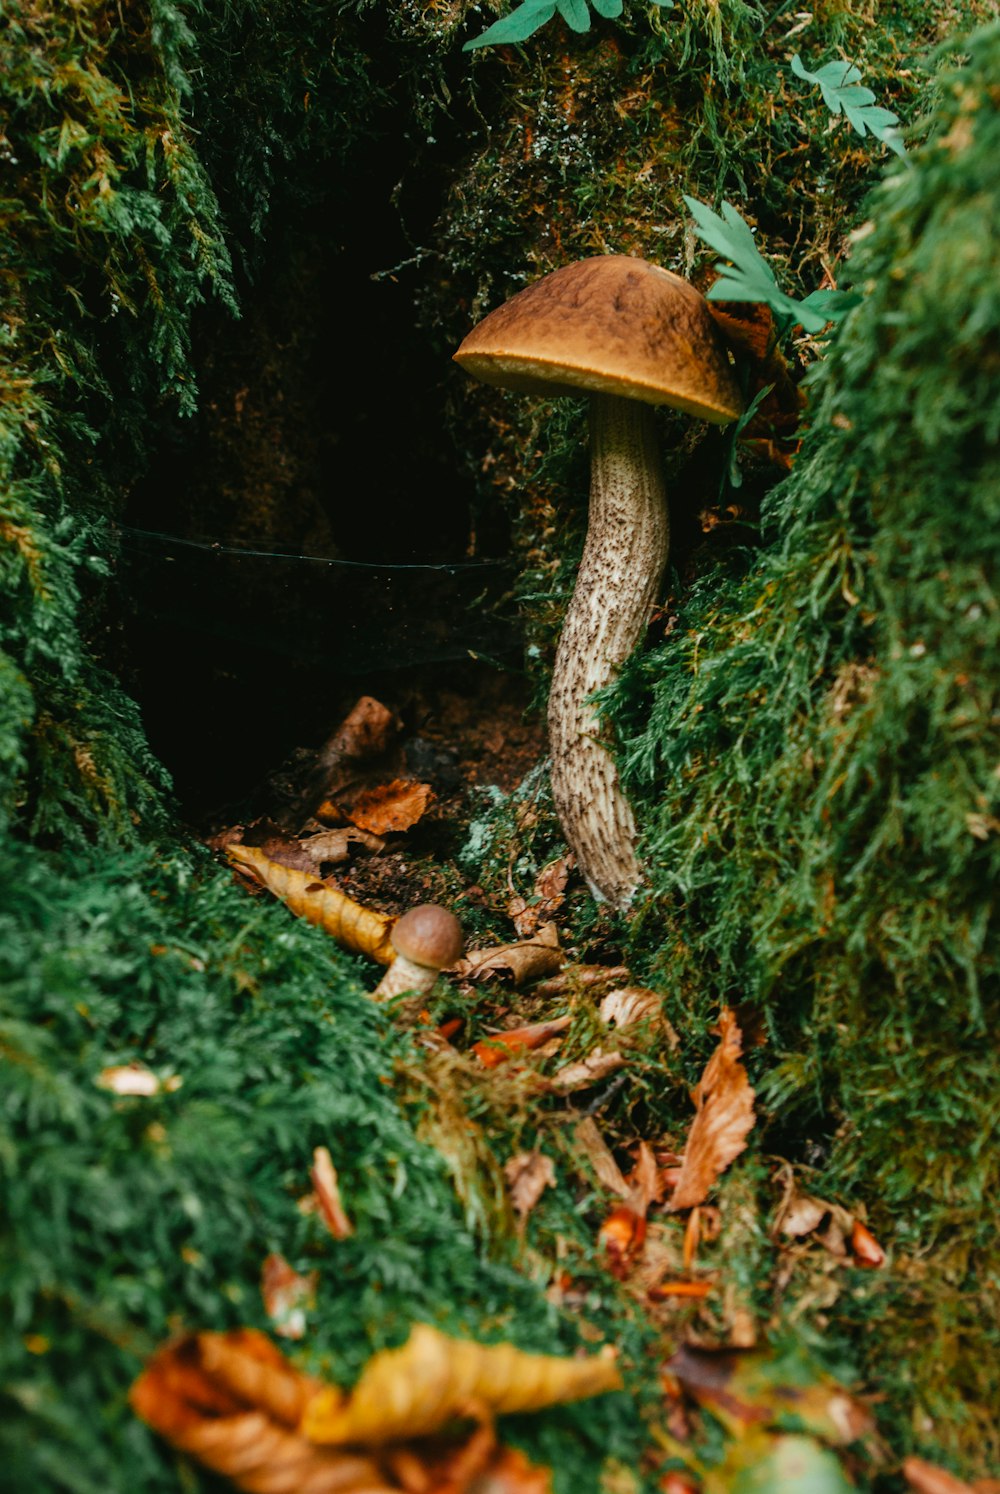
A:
391,905,463,970
454,255,743,424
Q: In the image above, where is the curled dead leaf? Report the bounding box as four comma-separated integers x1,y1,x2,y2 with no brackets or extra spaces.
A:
573,1116,631,1198
504,1151,556,1220
225,844,396,964
456,923,563,987
534,965,631,1000
669,1009,756,1212
508,856,573,939
301,1324,623,1445
599,987,675,1044
300,827,386,865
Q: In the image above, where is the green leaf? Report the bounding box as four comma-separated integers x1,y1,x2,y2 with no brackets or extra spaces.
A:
705,1431,856,1494
463,0,558,50
790,53,906,156
683,195,857,336
556,0,592,30
591,0,624,16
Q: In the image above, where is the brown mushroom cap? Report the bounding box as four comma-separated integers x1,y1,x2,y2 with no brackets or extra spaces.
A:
390,905,463,970
454,255,742,424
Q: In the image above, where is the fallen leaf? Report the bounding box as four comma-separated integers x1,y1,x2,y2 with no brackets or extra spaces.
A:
776,1192,832,1239
573,1116,631,1198
599,987,675,1043
133,1330,565,1494
225,844,396,964
308,1147,354,1239
456,923,563,987
534,965,631,1000
343,779,433,835
260,1254,317,1341
96,1063,182,1097
302,1324,622,1444
647,1280,713,1301
669,1009,756,1211
504,1152,557,1220
291,695,402,824
300,827,385,865
850,1219,886,1268
130,1331,360,1494
903,1457,982,1494
598,1141,661,1278
509,857,574,937
666,1344,873,1445
473,1016,571,1069
553,1049,627,1090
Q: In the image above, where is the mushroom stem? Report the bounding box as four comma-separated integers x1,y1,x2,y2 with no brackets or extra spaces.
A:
373,951,438,1001
547,391,669,908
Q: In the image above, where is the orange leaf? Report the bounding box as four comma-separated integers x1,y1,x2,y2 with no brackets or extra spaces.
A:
850,1219,886,1268
345,779,432,835
903,1457,981,1494
309,1147,354,1239
669,1008,756,1211
473,1016,571,1069
598,1204,647,1279
647,1279,713,1301
225,843,396,964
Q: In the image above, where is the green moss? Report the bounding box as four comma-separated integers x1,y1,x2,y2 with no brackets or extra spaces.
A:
608,24,1000,1474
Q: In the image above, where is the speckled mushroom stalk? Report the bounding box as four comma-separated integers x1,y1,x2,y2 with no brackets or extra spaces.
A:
454,255,743,909
547,392,668,906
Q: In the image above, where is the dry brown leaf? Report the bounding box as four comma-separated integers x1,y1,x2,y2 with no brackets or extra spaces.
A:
509,857,574,938
455,923,563,986
598,987,668,1035
129,1331,373,1494
504,1151,557,1219
260,1254,318,1341
533,965,630,1000
597,1141,662,1279
225,844,396,965
573,1117,631,1198
291,696,402,826
133,1332,559,1494
96,1063,182,1097
552,1049,627,1091
669,1009,756,1211
473,1016,571,1069
776,1192,831,1238
302,1324,621,1445
308,1147,354,1240
300,828,386,866
344,779,433,835
903,1459,981,1494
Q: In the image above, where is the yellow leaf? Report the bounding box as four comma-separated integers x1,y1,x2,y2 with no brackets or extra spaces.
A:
225,843,396,964
301,1324,622,1445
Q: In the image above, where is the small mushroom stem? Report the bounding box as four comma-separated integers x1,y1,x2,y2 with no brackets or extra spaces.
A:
373,952,439,1001
548,391,669,908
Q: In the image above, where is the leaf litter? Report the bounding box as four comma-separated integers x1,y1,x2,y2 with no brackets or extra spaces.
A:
190,679,900,1492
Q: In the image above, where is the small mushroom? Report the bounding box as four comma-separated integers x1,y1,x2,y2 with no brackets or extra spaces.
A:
373,904,463,1001
455,255,743,908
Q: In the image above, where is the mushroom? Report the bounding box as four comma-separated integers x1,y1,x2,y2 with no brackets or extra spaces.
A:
454,255,743,908
373,904,463,1001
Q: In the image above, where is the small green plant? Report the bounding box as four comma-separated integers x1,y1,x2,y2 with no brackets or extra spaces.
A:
683,194,861,335
791,53,906,157
463,0,671,52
